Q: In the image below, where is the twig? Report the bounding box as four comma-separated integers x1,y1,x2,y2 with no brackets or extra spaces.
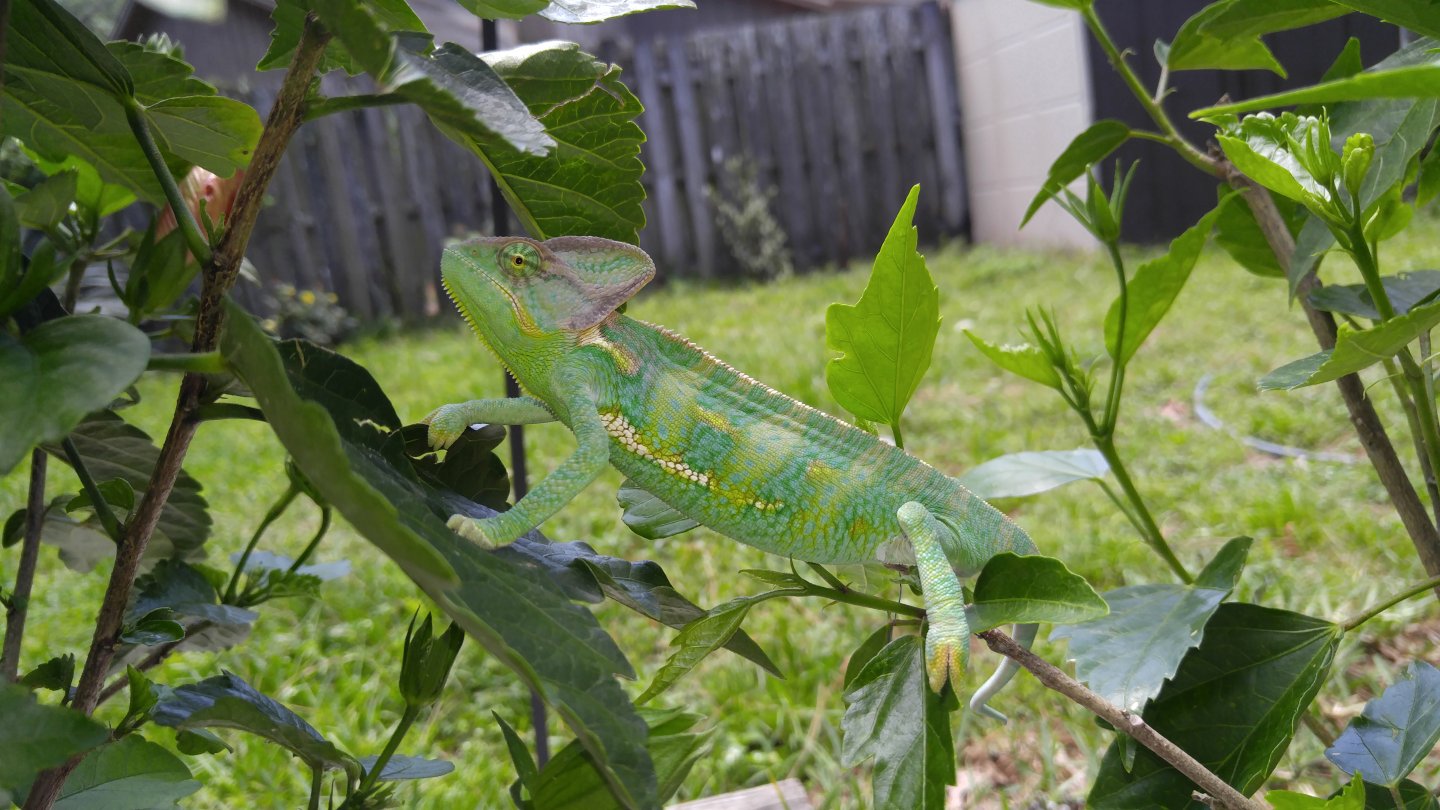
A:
94,620,213,707
1,450,47,681
980,629,1267,810
1342,573,1440,632
61,437,124,544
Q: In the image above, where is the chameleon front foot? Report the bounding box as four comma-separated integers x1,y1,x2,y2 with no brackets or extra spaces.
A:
446,514,499,548
423,404,471,450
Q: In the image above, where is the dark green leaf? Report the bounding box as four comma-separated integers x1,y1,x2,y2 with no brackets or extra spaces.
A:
21,654,75,693
35,496,113,572
1270,773,1366,809
841,636,955,810
0,186,17,294
1168,1,1287,75
1088,604,1340,808
1191,0,1349,41
121,666,161,733
0,682,108,795
844,625,894,691
1260,297,1440,389
27,153,134,218
1331,2,1440,41
530,707,712,809
475,42,647,242
12,169,77,229
956,449,1108,500
616,479,699,539
120,614,185,646
6,0,133,96
153,671,359,775
358,754,455,782
1193,536,1252,591
1053,538,1251,713
260,0,426,75
966,553,1107,633
1023,119,1130,226
1213,185,1305,279
53,735,200,809
493,711,538,803
637,589,798,704
1193,40,1440,116
0,317,151,475
538,0,697,24
127,559,257,649
826,185,939,427
145,96,262,179
66,478,136,519
2,508,24,548
1309,271,1440,319
1290,215,1337,296
455,0,548,19
1327,661,1440,787
1362,779,1438,809
404,423,510,511
173,729,230,756
963,332,1062,389
219,312,656,808
47,413,211,562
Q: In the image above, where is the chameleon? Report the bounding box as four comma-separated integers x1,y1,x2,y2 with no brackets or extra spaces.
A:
425,234,1039,718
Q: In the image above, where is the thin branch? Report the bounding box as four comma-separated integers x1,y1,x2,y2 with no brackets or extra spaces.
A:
980,629,1266,810
123,99,212,266
1,450,47,681
61,437,124,544
1342,573,1440,632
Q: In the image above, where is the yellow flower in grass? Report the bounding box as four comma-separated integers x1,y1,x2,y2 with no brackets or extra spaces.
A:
299,290,317,306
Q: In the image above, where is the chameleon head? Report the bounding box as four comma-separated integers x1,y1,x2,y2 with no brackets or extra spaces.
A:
441,235,655,351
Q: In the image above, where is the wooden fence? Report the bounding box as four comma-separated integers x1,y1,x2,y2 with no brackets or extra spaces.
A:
230,0,966,320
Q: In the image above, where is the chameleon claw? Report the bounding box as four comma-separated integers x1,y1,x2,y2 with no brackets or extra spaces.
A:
423,405,467,451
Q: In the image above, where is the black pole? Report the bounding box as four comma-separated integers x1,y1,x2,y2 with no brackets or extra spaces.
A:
482,17,547,768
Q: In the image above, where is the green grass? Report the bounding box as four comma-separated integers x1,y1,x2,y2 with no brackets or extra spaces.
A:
9,218,1440,807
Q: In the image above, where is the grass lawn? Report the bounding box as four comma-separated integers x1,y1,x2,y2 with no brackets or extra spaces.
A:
8,217,1440,807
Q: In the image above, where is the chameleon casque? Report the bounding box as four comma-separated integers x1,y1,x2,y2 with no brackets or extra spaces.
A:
425,234,1039,719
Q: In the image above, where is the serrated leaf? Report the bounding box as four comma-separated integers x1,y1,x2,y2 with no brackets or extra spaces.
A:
126,559,257,651
121,666,161,732
841,636,955,809
1104,200,1229,365
966,553,1107,633
956,449,1108,500
1088,603,1340,808
1260,297,1440,389
638,588,800,704
234,549,349,581
616,479,699,539
1053,537,1252,713
358,754,454,782
473,42,647,243
1309,271,1440,320
1023,120,1130,226
54,735,200,809
963,332,1062,390
1327,661,1440,787
0,317,151,476
21,653,76,693
219,314,656,808
260,0,426,75
36,496,114,572
6,0,133,96
1270,772,1367,809
1169,1,1286,75
844,625,894,691
153,671,358,775
27,153,134,218
825,185,939,428
0,682,108,794
46,413,211,562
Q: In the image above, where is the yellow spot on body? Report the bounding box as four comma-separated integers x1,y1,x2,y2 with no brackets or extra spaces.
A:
601,409,714,488
578,324,638,374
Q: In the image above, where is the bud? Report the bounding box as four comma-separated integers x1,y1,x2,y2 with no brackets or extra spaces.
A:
399,613,464,709
1342,132,1375,199
156,167,244,260
1086,172,1120,244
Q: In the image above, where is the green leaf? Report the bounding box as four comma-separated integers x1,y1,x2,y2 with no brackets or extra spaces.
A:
1270,773,1367,809
146,96,262,179
1327,2,1440,42
1327,661,1440,787
1168,1,1287,75
1023,119,1130,227
153,671,359,776
173,729,230,756
1088,603,1340,807
963,332,1062,390
538,0,697,24
844,625,895,691
1290,214,1337,296
841,636,955,809
1189,0,1349,41
260,0,427,75
825,185,939,429
455,0,549,19
126,559,257,653
956,449,1108,500
0,682,108,795
475,41,647,242
12,169,77,229
66,478,137,519
1053,537,1252,713
966,553,1107,633
1362,780,1438,809
1214,186,1306,279
1214,114,1332,210
1260,297,1440,389
46,412,211,563
403,423,510,512
0,316,151,476
219,314,656,808
1309,271,1440,319
1105,200,1229,365
616,479,699,539
357,754,455,782
120,666,161,733
637,589,799,704
530,708,712,809
21,654,76,693
54,735,201,809
6,0,133,97
0,187,17,294
27,153,134,218
121,614,185,646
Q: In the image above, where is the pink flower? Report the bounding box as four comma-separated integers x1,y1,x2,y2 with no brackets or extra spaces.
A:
157,167,244,255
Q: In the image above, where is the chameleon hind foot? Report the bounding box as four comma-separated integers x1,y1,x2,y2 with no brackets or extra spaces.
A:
896,501,971,696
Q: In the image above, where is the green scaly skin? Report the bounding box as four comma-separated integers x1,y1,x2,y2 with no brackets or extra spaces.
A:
426,235,1039,718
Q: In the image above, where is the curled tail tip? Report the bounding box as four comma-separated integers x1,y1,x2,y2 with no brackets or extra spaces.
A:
970,695,1010,723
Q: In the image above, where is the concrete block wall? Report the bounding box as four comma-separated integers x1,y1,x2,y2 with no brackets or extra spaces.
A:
951,0,1095,248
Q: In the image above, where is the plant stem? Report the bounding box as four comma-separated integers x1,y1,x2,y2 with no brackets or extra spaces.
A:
147,352,226,374
1342,573,1440,631
360,705,421,793
1078,4,1214,175
193,403,266,422
308,767,324,810
1382,361,1440,527
23,20,334,809
1390,783,1406,809
289,506,332,572
979,629,1266,810
806,562,848,592
890,421,905,451
806,581,926,618
223,485,298,603
122,100,212,266
1094,436,1193,584
61,437,124,544
1102,241,1128,433
1,450,46,681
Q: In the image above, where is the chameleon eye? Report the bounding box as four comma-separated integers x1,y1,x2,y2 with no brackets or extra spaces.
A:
498,242,541,276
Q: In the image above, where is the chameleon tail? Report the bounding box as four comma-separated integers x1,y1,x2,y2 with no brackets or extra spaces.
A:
969,622,1038,722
